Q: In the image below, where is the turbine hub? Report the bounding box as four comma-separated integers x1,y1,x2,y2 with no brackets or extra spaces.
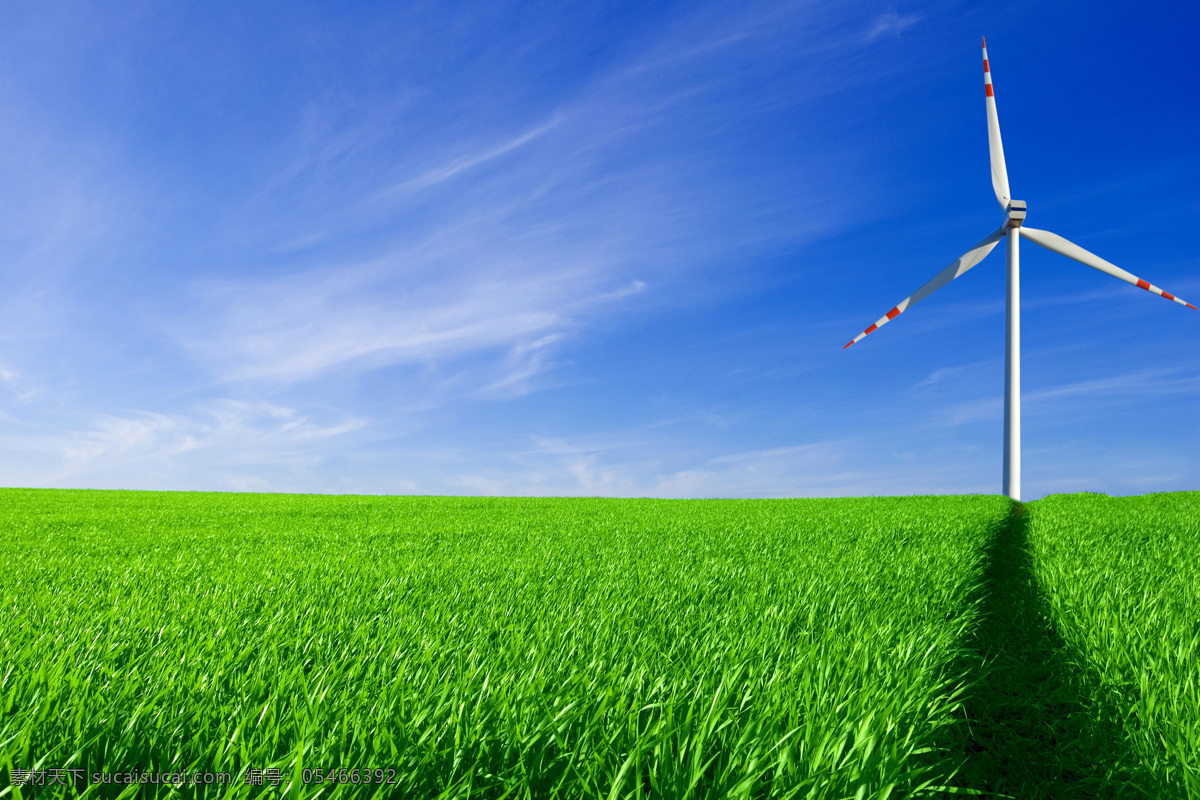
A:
1004,199,1027,231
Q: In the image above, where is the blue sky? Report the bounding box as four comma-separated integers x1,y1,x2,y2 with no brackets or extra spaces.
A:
0,0,1195,499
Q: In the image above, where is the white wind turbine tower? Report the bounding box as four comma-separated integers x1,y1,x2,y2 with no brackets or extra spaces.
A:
843,38,1195,502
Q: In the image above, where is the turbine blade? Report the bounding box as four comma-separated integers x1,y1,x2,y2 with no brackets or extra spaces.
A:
843,227,1006,349
1020,226,1197,310
982,37,1010,208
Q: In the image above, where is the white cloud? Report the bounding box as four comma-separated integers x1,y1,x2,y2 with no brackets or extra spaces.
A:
387,116,563,195
915,396,1002,429
0,400,367,489
0,362,41,405
449,434,997,499
1025,368,1200,405
649,442,857,497
863,10,921,43
162,1,866,400
905,366,1198,431
911,359,995,389
177,246,646,392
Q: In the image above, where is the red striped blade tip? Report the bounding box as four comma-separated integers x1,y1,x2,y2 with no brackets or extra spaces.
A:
843,341,855,349
1187,303,1198,310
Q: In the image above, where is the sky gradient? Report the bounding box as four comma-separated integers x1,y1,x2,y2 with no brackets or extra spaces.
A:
1,0,1196,499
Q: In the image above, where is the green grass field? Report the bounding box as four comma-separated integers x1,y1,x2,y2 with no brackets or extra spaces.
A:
1,489,1196,799
1023,492,1200,797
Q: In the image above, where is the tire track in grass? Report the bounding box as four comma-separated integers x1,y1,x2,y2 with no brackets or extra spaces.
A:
949,501,1154,799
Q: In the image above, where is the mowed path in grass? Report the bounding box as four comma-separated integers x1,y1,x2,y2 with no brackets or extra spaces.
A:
1,490,1196,799
2,491,1006,798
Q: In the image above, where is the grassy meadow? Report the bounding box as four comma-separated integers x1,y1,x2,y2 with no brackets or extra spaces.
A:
0,489,1196,798
1024,492,1200,797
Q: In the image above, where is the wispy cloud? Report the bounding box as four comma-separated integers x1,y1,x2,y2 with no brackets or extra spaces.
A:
387,116,563,195
0,400,367,490
167,5,870,395
910,359,995,389
177,246,647,392
449,433,998,499
650,442,857,497
908,367,1199,429
916,396,1002,429
1026,368,1200,406
863,10,921,43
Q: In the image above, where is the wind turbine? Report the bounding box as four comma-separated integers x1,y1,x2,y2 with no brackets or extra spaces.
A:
842,38,1195,502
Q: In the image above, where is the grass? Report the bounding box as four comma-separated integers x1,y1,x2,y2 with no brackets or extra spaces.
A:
1022,492,1200,799
0,490,1009,799
948,501,1154,798
3,489,1196,798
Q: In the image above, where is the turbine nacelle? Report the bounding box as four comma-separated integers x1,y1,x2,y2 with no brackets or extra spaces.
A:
1003,199,1026,231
